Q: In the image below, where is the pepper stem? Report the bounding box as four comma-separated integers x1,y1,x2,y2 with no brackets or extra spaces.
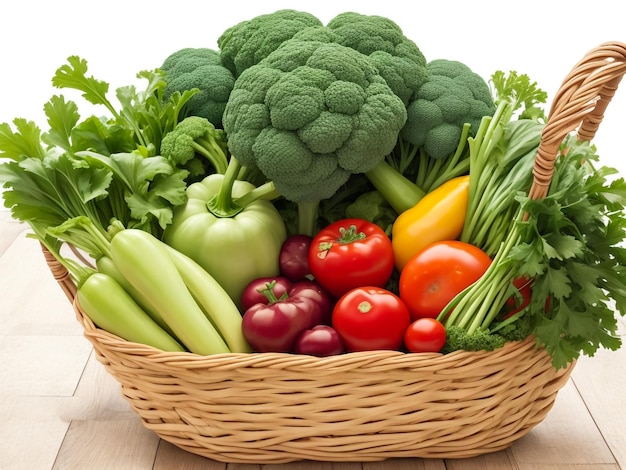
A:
207,158,281,218
206,157,242,218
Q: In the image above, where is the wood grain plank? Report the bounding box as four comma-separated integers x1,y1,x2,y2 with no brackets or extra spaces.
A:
570,344,626,469
58,351,134,421
365,458,446,469
327,463,364,470
510,380,616,466
0,396,73,470
0,230,83,337
263,461,334,470
227,463,261,470
0,334,91,397
516,465,620,470
154,440,226,469
51,353,161,469
0,211,24,256
52,417,159,470
445,450,516,470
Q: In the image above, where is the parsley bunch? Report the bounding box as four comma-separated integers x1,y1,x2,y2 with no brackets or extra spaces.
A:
440,70,626,369
512,137,626,368
443,135,626,369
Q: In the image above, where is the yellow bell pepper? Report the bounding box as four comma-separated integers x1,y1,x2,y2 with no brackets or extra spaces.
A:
391,175,470,271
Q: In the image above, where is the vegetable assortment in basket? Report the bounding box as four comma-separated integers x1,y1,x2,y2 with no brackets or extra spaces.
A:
1,9,626,461
1,9,626,370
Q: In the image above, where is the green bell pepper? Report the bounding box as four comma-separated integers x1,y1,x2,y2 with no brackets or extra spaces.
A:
163,158,287,309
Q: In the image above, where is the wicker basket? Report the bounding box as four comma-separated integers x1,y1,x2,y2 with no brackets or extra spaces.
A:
41,41,626,464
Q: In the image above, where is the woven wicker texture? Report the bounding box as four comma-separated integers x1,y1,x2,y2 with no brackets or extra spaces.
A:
41,41,626,463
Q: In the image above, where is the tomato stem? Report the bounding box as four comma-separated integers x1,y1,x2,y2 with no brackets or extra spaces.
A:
337,225,366,244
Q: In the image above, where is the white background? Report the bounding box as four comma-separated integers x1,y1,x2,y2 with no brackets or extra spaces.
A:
1,0,625,174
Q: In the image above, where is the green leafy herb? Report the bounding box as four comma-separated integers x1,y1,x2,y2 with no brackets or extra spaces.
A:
0,55,196,245
442,135,626,369
511,138,626,367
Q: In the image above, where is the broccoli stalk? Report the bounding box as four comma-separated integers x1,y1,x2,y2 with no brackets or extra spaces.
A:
364,160,425,214
364,122,474,215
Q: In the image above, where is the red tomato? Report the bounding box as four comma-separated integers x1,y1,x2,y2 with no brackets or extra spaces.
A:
404,318,447,353
399,240,491,320
332,286,411,352
308,218,394,298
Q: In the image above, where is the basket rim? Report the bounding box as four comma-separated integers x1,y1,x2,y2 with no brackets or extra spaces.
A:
72,293,574,372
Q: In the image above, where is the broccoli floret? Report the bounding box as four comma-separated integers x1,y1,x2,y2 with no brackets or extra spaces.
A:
160,48,235,128
289,13,428,106
345,190,396,235
442,326,506,354
401,59,496,159
217,10,323,78
161,116,229,181
222,38,407,235
495,312,535,343
325,12,429,106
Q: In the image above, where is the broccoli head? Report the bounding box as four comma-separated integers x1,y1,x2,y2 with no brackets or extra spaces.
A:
401,59,496,159
160,116,229,181
345,190,396,235
222,38,407,234
217,9,323,78
160,48,235,128
325,12,428,105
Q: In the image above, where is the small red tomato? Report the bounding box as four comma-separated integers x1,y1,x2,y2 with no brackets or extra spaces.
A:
399,240,492,320
332,286,411,352
404,318,447,353
308,218,394,298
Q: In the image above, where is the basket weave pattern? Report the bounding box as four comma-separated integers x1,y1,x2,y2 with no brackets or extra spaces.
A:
42,42,626,463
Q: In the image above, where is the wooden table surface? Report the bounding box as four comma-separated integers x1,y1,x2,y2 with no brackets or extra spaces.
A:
1,210,624,470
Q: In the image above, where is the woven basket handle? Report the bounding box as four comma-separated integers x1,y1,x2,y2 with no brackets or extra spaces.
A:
529,41,626,200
